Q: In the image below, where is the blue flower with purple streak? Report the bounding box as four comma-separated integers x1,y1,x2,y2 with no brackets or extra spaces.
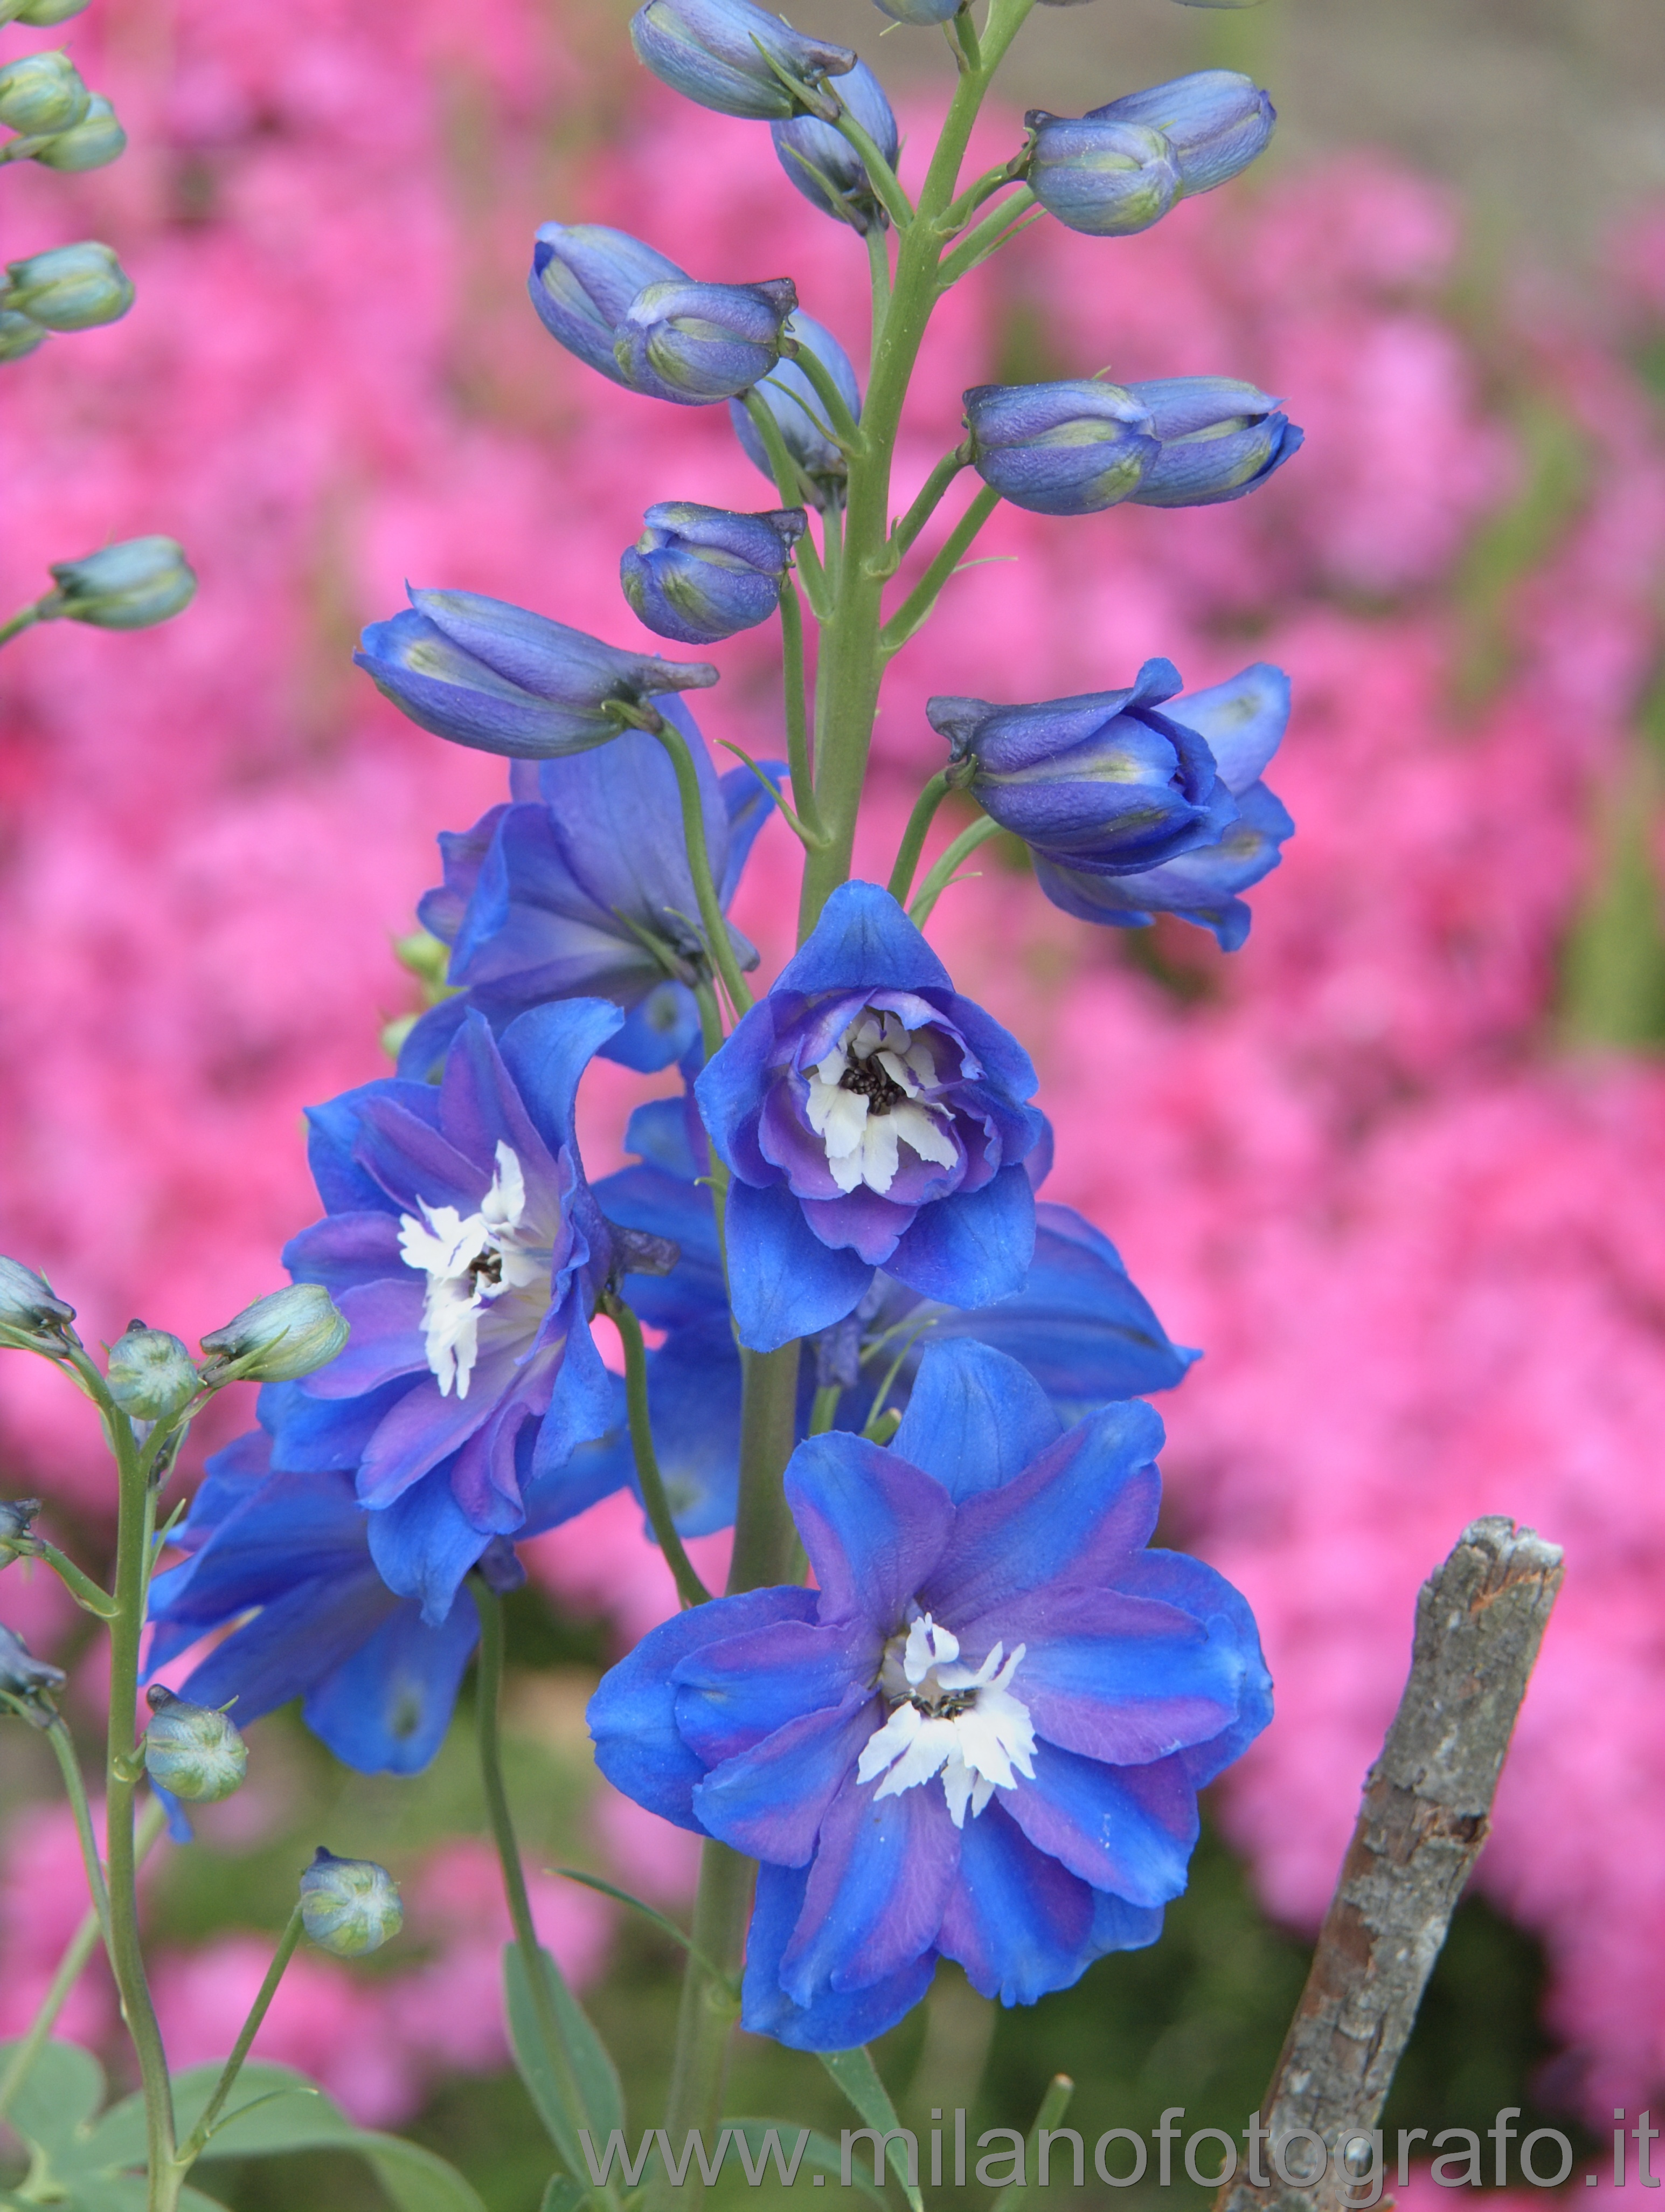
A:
588,1338,1270,2047
268,998,625,1623
693,882,1047,1352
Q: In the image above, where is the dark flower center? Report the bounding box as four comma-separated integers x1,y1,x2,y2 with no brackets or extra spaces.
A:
909,1686,978,1719
840,1050,907,1116
467,1249,503,1288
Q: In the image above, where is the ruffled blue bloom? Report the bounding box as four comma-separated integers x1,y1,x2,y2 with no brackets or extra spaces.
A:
771,61,899,234
145,1432,588,1775
730,311,861,511
269,1001,625,1624
629,0,855,122
529,224,687,385
1023,114,1181,239
693,883,1047,1352
356,587,717,760
1033,664,1294,950
573,1095,1197,1534
621,502,806,646
588,1340,1270,2047
614,276,797,406
1087,70,1274,198
400,712,780,1080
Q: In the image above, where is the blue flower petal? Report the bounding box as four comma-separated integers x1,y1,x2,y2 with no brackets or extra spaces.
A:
884,1162,1037,1309
772,881,953,999
302,1590,480,1773
741,1862,936,2050
778,1768,960,1999
723,1178,875,1350
786,1431,954,1627
494,998,625,1165
1003,1741,1197,1907
1112,1550,1273,1786
891,1340,1062,1502
938,1798,1099,2004
693,1685,878,1865
366,1470,492,1626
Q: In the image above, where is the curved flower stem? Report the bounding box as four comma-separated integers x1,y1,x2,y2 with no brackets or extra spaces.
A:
778,582,824,838
47,1718,113,1953
176,1907,305,2164
601,1292,711,1609
650,718,754,1017
889,446,971,563
0,602,41,648
938,185,1039,288
909,814,1005,927
831,109,914,233
35,1539,122,1620
471,1581,622,2212
880,485,1002,655
741,391,830,614
788,342,865,456
887,772,953,906
0,1798,168,2124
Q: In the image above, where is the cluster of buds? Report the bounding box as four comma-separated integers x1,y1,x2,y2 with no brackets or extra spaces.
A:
0,49,122,173
1023,72,1275,238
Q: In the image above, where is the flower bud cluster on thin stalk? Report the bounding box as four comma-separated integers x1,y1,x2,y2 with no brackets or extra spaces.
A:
0,0,1303,2197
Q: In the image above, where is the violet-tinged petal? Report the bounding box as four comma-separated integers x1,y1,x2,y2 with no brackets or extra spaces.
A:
1003,1740,1197,1907
741,1862,936,2050
785,1429,954,1627
891,1340,1062,1503
778,1767,960,2000
936,1796,1100,2003
692,1684,879,1864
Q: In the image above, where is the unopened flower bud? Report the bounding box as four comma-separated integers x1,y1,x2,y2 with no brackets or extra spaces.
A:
1122,375,1301,506
629,0,855,123
106,1321,198,1421
200,1283,349,1382
1089,71,1274,198
0,50,89,135
32,93,126,172
0,1499,41,1559
615,275,797,406
300,1847,403,1958
963,378,1159,516
357,587,717,759
0,1622,65,1726
0,1256,76,1351
143,1685,248,1802
730,309,861,510
529,223,686,386
870,0,959,26
39,537,197,630
1,0,93,23
0,308,46,361
622,502,805,645
771,60,898,233
3,240,133,332
1023,113,1181,238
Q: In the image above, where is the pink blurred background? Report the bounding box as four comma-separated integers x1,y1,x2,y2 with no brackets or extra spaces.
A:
4,0,1665,2148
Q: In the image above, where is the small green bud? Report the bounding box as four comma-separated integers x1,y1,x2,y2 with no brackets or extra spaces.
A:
40,536,196,630
0,51,89,135
1,0,94,23
300,1848,403,1958
200,1284,349,1383
33,93,126,172
0,1256,76,1351
0,1622,65,1727
0,307,46,361
106,1321,199,1421
3,240,133,333
0,1499,41,1560
143,1685,248,1802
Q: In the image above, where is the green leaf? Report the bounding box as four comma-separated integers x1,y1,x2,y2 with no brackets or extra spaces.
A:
550,1870,732,1990
816,2050,925,2212
0,2037,106,2160
541,2178,590,2212
353,2131,488,2212
726,2120,886,2205
989,2075,1074,2212
503,1941,624,2175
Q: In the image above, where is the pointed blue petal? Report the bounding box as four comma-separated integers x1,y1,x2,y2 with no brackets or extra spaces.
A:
772,881,953,998
302,1591,480,1774
891,1340,1062,1502
741,1862,936,2051
885,1163,1036,1309
724,1177,873,1351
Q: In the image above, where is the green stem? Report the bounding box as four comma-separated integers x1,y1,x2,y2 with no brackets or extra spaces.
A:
47,1719,113,1952
176,1908,305,2163
741,390,831,610
778,580,823,837
880,485,1001,653
643,1841,752,2212
831,109,914,233
650,718,753,1015
36,1538,121,1619
0,1799,167,2123
808,1383,843,1437
889,446,970,562
938,184,1039,288
471,1583,620,2212
789,340,865,454
602,1293,711,1609
0,602,41,648
726,1341,804,1595
865,226,891,372
887,773,954,905
910,814,1004,926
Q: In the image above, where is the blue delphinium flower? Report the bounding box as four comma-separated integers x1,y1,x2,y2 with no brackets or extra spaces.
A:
528,224,688,383
1122,376,1302,507
1088,70,1274,196
399,714,780,1079
1023,114,1182,239
629,0,856,122
928,658,1222,875
1032,664,1294,950
615,276,798,405
269,1000,625,1622
589,1339,1270,2047
146,1433,587,1774
575,1095,1197,1533
621,502,807,645
693,883,1046,1351
771,60,899,233
730,310,861,510
356,587,717,759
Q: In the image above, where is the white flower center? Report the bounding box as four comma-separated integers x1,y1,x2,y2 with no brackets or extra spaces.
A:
803,1009,958,1198
855,1612,1036,1828
397,1141,548,1399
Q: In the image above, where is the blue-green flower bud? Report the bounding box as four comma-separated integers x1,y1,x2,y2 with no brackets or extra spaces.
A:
1024,113,1181,238
143,1685,248,1802
40,537,197,629
0,1622,65,1726
0,308,46,361
0,1256,76,1351
33,93,126,171
106,1321,198,1421
300,1847,403,1958
0,0,93,23
3,240,134,331
0,1499,41,1560
200,1283,349,1382
0,50,89,134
